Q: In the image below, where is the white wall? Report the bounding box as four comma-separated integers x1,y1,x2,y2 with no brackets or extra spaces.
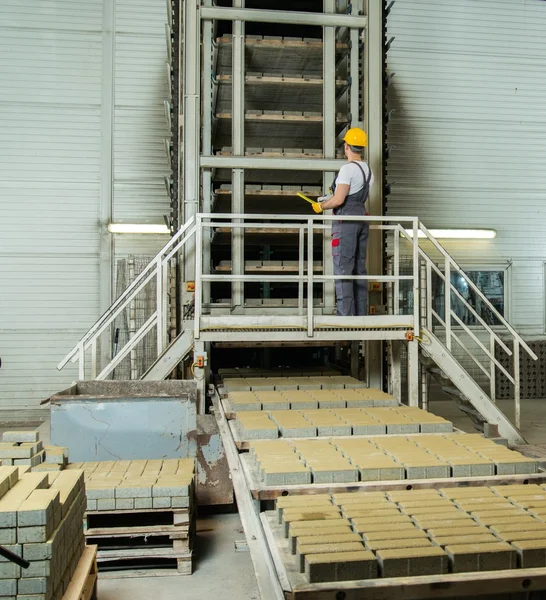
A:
0,0,169,409
386,0,546,336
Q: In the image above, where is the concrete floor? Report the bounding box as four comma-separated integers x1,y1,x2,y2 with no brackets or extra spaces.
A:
8,397,546,599
99,513,259,600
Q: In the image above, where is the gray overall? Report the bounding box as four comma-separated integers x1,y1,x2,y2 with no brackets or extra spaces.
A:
332,162,372,316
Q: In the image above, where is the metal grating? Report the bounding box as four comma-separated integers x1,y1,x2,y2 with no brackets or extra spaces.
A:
496,340,546,400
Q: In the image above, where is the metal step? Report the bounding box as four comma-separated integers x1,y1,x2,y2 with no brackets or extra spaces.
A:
419,327,525,445
141,330,194,381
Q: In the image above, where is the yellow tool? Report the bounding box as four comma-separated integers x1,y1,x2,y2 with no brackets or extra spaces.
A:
297,192,323,213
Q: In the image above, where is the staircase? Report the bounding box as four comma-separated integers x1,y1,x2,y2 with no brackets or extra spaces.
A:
56,215,536,445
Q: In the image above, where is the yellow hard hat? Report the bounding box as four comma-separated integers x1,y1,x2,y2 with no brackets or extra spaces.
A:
343,127,368,148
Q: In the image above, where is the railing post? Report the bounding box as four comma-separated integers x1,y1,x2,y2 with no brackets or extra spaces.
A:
490,332,496,403
156,257,164,356
444,257,451,351
307,218,314,337
412,220,419,338
298,226,305,316
194,215,203,340
426,260,432,330
78,343,85,381
420,259,428,411
393,227,400,315
90,340,97,380
514,340,521,430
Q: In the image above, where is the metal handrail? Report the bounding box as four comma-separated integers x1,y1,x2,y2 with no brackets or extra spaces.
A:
418,222,537,361
398,222,536,429
57,217,197,374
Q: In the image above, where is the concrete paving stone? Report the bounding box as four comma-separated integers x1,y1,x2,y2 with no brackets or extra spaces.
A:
17,576,50,595
0,544,20,565
297,541,364,572
289,524,353,553
378,546,448,578
433,533,499,547
0,579,16,596
0,473,48,528
446,541,516,573
18,489,60,527
115,499,134,510
24,560,50,578
331,491,387,504
152,481,190,497
472,509,527,525
427,525,486,538
171,496,190,508
287,517,346,539
115,481,153,499
2,432,38,444
366,538,434,552
263,469,312,487
351,517,413,534
296,532,361,552
134,497,153,510
152,497,172,509
23,542,52,562
17,524,49,543
277,497,333,521
387,489,442,502
305,550,377,583
96,499,115,511
0,528,15,545
441,487,497,500
497,530,546,543
416,516,477,530
397,499,454,511
512,539,546,568
362,528,428,542
0,559,19,579
489,521,546,535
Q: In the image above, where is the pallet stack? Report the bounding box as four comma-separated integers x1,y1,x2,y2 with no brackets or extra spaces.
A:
0,464,89,600
67,459,195,576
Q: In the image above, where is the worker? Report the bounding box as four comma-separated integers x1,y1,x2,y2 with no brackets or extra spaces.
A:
314,128,373,316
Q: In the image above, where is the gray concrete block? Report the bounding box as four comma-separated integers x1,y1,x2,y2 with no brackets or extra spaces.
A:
22,543,51,562
2,432,38,443
152,483,189,497
318,400,346,409
317,426,352,437
86,499,97,511
115,499,134,510
420,423,453,434
134,497,153,510
17,577,49,595
280,427,316,438
0,559,19,579
0,579,16,596
96,499,115,511
1,459,13,466
24,560,50,578
387,424,420,435
0,529,16,545
86,487,115,500
289,401,318,410
381,467,405,480
262,402,290,411
152,497,172,509
17,525,49,543
358,468,381,481
353,425,386,436
171,496,190,509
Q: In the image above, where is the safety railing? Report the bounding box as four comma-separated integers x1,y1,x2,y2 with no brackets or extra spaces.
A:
398,222,538,429
57,216,197,380
194,213,422,338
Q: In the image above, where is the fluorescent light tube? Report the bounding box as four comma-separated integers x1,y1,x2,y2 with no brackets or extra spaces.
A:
108,223,170,235
405,229,496,240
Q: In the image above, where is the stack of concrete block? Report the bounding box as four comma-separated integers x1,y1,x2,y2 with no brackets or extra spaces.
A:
234,406,453,441
68,459,195,575
223,375,367,394
249,441,311,486
0,432,44,468
0,466,86,599
271,482,546,584
227,388,399,412
247,434,539,485
68,459,195,512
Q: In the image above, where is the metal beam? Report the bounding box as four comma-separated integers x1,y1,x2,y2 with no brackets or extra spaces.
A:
201,156,346,171
232,0,245,306
364,0,384,389
200,6,367,28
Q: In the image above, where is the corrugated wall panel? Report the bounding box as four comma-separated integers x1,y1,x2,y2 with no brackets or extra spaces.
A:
387,0,546,335
112,0,170,224
0,1,103,408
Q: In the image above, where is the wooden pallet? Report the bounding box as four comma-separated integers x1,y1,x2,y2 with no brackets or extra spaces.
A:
261,512,546,599
241,452,546,501
84,506,192,531
62,546,98,600
97,550,193,578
